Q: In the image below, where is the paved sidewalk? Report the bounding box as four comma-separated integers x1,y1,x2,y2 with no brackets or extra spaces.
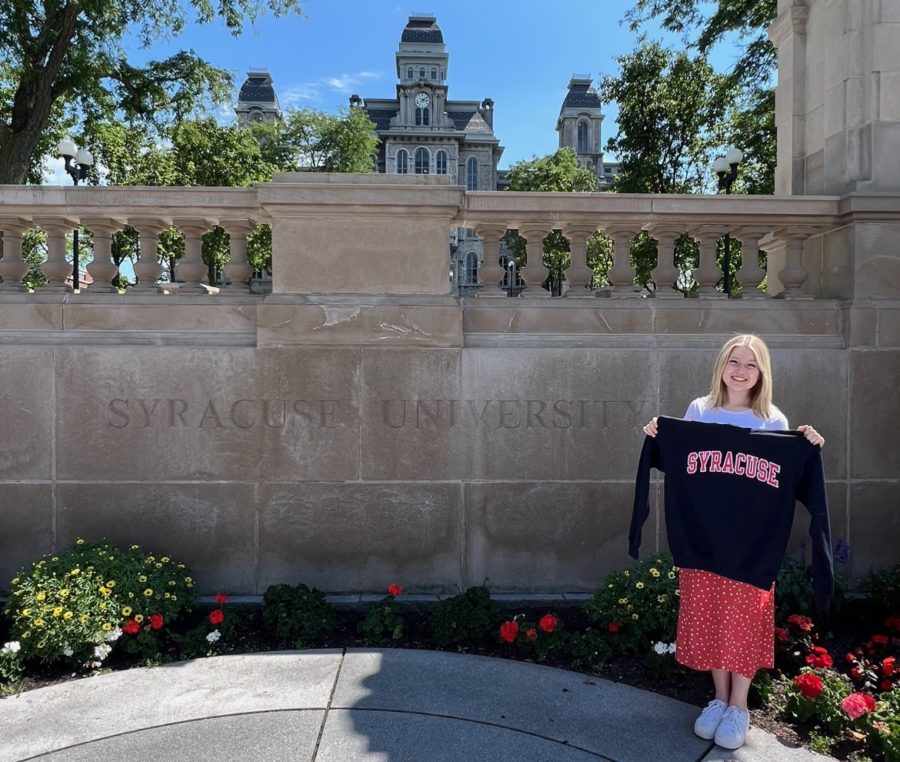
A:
0,649,833,761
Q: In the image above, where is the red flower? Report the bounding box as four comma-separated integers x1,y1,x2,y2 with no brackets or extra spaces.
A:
208,608,224,625
845,652,857,664
122,618,141,635
881,680,893,692
787,614,814,632
539,614,557,634
805,646,833,669
883,656,895,676
607,621,620,633
850,666,861,680
884,615,900,631
841,692,874,720
774,627,789,643
499,620,519,643
149,613,164,630
214,593,229,605
387,583,403,598
872,634,890,646
794,672,824,699
526,627,538,641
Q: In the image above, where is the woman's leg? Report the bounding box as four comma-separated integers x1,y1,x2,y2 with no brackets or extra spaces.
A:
712,668,731,702
728,672,753,710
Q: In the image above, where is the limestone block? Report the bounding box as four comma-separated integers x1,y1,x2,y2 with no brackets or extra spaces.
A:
875,306,900,346
54,346,361,482
653,303,841,338
0,484,53,583
879,71,900,122
257,482,463,593
849,350,900,479
463,482,635,592
843,305,878,347
56,483,257,592
0,347,53,479
62,304,257,335
848,482,900,574
0,303,62,331
849,222,900,298
461,302,653,336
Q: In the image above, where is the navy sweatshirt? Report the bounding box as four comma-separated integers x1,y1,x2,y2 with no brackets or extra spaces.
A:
630,416,833,610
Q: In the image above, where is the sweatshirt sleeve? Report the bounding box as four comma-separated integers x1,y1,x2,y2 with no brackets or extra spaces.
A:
629,434,660,559
797,447,834,611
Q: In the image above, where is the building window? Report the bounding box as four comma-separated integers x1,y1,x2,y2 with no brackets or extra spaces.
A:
466,157,478,190
577,121,590,153
419,67,426,78
431,67,437,79
436,150,448,175
396,149,409,174
415,107,429,126
407,67,413,80
465,252,478,284
415,147,430,174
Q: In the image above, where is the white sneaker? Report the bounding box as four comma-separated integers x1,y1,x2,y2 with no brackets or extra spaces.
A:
694,699,728,739
714,705,750,750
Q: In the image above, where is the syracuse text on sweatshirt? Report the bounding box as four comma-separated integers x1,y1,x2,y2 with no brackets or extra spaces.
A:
629,416,834,610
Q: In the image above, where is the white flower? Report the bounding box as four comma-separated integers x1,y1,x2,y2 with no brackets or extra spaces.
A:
206,629,221,643
667,642,677,654
93,643,112,661
653,641,668,655
104,627,122,643
1,641,21,654
62,646,74,657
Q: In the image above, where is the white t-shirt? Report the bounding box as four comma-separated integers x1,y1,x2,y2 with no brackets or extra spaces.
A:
683,396,789,431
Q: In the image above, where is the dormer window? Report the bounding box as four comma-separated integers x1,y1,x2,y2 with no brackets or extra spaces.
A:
419,66,425,78
431,67,437,79
407,67,413,79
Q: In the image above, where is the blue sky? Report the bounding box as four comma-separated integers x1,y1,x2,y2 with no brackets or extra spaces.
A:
122,0,743,170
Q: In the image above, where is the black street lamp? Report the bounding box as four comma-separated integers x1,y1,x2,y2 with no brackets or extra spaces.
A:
713,147,743,296
506,257,517,297
58,139,94,291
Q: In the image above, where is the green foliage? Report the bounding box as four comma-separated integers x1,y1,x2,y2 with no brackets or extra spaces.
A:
358,595,405,645
497,613,567,662
506,148,598,192
262,584,335,648
750,669,774,707
782,668,852,735
583,554,680,653
859,563,900,620
568,627,613,673
0,642,25,692
4,539,196,666
428,586,503,651
868,688,900,762
0,0,304,184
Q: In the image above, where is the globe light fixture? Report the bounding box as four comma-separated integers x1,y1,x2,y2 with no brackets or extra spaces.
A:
57,139,94,291
713,148,744,295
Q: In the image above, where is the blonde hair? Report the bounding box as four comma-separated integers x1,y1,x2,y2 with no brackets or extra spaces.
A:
707,334,775,419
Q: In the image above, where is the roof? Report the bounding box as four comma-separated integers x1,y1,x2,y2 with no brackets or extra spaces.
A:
447,111,494,135
238,73,278,105
401,16,443,43
364,108,399,130
561,80,602,111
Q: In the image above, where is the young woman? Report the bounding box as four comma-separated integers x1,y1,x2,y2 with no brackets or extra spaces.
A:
642,334,824,750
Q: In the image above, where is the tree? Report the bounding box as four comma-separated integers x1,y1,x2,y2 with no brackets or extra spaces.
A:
0,0,303,185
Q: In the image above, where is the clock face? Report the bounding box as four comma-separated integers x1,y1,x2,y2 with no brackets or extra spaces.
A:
415,93,430,109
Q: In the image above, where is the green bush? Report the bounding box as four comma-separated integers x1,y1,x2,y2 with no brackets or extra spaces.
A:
497,612,567,662
583,554,680,653
859,563,900,620
4,539,197,666
358,593,404,645
868,688,900,762
0,641,25,692
782,668,852,735
429,586,503,651
262,584,335,647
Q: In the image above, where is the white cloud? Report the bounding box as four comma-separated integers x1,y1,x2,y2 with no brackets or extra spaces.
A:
281,70,383,106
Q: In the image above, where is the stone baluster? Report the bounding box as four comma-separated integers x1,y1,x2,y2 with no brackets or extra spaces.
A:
82,218,126,293
604,225,640,297
563,223,597,296
35,217,79,292
173,218,217,293
518,224,551,297
0,219,32,291
130,219,170,292
473,223,509,296
731,227,770,298
219,219,256,292
646,225,684,298
691,226,727,297
770,229,813,299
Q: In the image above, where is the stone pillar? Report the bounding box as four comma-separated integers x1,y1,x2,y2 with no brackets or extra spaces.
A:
731,227,770,298
603,225,639,297
518,224,552,298
0,219,32,291
646,225,683,298
473,223,508,296
220,219,255,292
130,219,169,292
35,218,78,292
769,229,813,299
82,218,125,293
691,227,727,297
174,218,217,293
563,223,598,296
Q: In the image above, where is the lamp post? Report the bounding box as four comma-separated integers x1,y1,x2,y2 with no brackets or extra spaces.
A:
506,257,517,297
713,147,743,296
58,139,94,291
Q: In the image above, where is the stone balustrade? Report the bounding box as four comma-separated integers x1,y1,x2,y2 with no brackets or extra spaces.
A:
1,179,899,300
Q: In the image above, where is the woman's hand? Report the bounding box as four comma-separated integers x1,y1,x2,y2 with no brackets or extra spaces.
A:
797,424,825,447
642,417,659,438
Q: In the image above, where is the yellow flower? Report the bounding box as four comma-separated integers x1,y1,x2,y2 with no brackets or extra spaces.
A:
76,538,85,545
171,595,177,601
102,622,112,631
135,614,144,623
675,589,681,596
36,591,46,601
146,556,155,562
128,592,134,599
658,595,667,603
11,577,20,585
21,630,31,639
618,598,628,605
155,563,162,569
138,575,147,583
636,582,645,589
59,589,69,598
21,608,31,617
99,587,111,597
143,588,153,597
98,602,107,611
80,614,89,624
668,571,676,579
177,564,185,569
186,583,193,589
63,611,73,620
36,641,45,649
161,557,170,563
70,568,80,576
607,583,613,589
52,556,59,562
623,571,630,577
164,592,171,599
34,618,45,628
649,568,660,577
106,580,116,588
632,613,639,620
168,581,176,587
52,607,63,618
121,606,132,616
130,544,140,550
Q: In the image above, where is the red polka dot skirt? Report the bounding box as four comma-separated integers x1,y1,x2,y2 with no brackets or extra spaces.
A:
675,568,775,679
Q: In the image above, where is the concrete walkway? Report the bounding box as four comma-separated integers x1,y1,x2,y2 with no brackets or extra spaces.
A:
0,649,833,761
